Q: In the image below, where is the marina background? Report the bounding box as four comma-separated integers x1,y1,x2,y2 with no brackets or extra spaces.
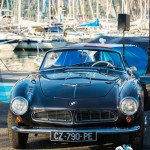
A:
0,0,149,72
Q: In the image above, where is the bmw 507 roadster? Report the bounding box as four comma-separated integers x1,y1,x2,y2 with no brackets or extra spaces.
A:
8,43,149,149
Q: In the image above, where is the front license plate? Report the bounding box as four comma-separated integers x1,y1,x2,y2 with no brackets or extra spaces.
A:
50,132,97,141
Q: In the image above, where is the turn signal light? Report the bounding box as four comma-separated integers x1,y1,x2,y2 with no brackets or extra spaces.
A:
126,116,132,123
16,116,23,123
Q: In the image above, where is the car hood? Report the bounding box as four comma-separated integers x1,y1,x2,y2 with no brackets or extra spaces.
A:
39,72,119,99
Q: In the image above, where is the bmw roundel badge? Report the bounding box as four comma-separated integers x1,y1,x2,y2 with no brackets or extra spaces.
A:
70,101,78,106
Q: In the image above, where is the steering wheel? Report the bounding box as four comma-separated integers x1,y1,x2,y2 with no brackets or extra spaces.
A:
92,61,114,67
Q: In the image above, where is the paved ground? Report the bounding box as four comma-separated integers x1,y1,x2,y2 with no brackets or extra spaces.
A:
0,71,150,150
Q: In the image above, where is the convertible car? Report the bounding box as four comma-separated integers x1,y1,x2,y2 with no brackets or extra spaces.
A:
8,43,149,149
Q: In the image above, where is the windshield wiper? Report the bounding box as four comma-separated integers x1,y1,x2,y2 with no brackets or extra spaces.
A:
63,67,101,72
108,66,123,70
41,66,67,71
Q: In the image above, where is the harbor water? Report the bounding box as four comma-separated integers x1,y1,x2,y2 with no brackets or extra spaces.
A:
0,48,41,103
0,48,41,72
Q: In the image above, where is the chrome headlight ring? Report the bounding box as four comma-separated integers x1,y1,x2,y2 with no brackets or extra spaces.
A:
10,97,28,115
120,97,139,116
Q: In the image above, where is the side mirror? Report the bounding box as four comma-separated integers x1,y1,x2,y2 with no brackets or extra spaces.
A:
129,66,137,74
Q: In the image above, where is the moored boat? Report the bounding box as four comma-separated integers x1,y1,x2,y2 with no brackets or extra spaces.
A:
15,26,67,50
0,32,21,51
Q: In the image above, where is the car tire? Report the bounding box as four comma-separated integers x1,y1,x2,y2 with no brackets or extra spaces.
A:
129,114,144,150
7,110,28,149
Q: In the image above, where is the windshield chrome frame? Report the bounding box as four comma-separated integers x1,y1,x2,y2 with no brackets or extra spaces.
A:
39,48,126,72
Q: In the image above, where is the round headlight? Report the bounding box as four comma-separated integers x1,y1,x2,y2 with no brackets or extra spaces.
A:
120,97,138,115
11,97,28,115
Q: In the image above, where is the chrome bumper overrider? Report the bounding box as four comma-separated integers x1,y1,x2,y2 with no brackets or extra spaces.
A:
12,126,140,134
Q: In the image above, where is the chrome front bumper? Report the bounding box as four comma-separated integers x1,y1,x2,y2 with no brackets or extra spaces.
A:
12,126,140,134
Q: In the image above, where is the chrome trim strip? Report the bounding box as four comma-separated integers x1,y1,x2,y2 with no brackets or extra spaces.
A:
73,84,77,99
12,126,140,134
75,111,118,122
31,110,118,124
31,110,73,124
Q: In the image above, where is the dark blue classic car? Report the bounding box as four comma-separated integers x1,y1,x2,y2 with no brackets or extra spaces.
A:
8,43,149,149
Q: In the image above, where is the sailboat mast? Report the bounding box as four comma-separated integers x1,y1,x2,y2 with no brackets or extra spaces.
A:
88,0,94,19
106,0,112,23
68,0,71,18
28,0,30,19
106,0,109,23
37,0,40,22
122,0,124,13
82,0,85,21
76,0,79,16
96,0,99,30
57,0,60,22
52,0,56,16
80,0,85,21
48,0,51,24
140,0,143,20
17,0,21,33
144,0,146,19
96,0,99,19
72,0,75,19
1,0,4,11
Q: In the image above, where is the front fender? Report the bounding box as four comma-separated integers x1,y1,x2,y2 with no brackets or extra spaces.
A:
119,79,144,112
10,74,39,102
10,79,29,101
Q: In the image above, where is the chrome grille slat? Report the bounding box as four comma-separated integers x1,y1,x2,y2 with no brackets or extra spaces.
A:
32,110,117,123
75,111,117,122
32,111,72,122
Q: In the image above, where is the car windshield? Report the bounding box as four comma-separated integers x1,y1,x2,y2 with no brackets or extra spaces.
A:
40,49,125,71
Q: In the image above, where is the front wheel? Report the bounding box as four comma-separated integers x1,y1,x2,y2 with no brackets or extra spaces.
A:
7,110,28,149
129,114,144,150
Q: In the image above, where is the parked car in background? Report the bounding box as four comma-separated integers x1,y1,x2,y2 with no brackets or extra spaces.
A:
8,43,149,150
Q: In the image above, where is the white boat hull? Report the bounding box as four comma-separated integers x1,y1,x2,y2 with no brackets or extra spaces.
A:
64,34,100,43
0,32,21,51
0,42,18,51
16,39,67,49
